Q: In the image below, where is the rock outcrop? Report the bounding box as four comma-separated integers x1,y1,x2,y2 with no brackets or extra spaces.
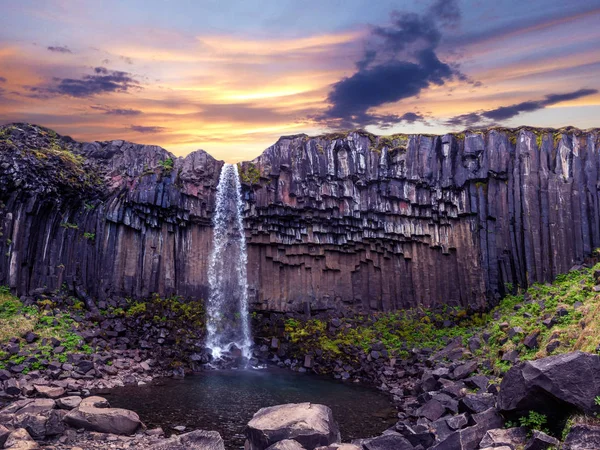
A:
1,123,600,312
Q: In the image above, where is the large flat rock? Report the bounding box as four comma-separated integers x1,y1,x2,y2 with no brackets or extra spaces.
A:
246,403,341,450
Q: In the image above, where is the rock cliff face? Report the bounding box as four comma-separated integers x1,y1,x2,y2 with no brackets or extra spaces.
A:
1,123,599,313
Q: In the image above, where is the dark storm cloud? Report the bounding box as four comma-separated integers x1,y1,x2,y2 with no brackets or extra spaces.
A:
445,112,481,127
29,67,140,98
47,46,72,53
130,125,166,133
398,112,424,123
91,105,142,115
321,0,463,128
447,88,598,127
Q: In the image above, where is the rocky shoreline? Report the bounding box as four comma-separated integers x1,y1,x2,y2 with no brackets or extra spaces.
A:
1,326,600,449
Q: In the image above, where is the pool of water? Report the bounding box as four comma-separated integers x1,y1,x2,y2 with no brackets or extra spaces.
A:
103,368,397,449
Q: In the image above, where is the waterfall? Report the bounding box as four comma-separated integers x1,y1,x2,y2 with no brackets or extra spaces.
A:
206,163,252,360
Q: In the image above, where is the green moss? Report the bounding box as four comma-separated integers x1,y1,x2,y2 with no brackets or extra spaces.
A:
553,132,563,147
60,222,78,230
83,232,95,241
284,257,600,375
126,301,147,317
0,286,96,368
158,158,174,172
238,162,262,184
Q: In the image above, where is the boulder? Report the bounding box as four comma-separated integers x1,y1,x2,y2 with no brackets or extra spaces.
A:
563,424,600,450
246,403,340,450
148,430,225,450
459,393,496,413
479,427,528,449
315,445,360,450
1,399,55,416
0,424,10,447
356,433,414,450
12,414,48,439
416,399,446,421
267,440,307,450
4,428,39,450
56,395,82,410
452,361,478,380
445,413,468,430
64,396,142,435
33,384,65,398
498,352,600,415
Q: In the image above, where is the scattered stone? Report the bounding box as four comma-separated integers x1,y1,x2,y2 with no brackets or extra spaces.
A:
148,430,225,450
57,395,82,410
266,439,306,450
416,399,445,421
356,432,414,450
33,384,65,398
507,327,523,339
546,340,560,354
445,413,468,430
315,445,361,450
523,331,540,349
0,424,10,447
501,350,519,364
460,393,496,413
452,360,478,380
4,428,39,449
562,424,600,450
479,427,528,449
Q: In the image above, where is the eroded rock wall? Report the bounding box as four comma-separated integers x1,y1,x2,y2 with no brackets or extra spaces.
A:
0,124,222,302
0,124,598,313
242,128,600,312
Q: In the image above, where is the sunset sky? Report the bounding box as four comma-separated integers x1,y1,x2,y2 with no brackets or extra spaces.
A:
0,0,599,162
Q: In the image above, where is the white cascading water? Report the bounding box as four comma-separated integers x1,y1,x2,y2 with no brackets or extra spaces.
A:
206,163,252,360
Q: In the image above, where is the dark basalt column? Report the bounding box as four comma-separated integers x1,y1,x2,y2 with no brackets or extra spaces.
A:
0,124,598,314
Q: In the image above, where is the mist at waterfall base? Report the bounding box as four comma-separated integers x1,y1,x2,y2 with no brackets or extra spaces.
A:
105,368,397,448
205,163,252,361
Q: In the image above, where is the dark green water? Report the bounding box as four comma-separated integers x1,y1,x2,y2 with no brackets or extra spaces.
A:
104,368,397,449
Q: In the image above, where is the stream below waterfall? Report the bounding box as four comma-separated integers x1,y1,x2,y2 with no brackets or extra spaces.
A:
103,368,397,449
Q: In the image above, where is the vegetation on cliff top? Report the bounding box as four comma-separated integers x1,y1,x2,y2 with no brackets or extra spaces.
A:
0,123,103,192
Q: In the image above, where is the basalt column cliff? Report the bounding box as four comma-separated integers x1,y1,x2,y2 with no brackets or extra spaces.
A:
0,124,598,313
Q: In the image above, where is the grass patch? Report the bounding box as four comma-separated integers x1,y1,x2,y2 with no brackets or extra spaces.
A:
284,261,600,374
0,286,92,370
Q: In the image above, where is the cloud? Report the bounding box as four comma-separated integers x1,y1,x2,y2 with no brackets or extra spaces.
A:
130,125,166,133
0,76,6,83
47,46,72,54
321,0,464,128
91,105,142,115
447,88,598,127
30,67,140,98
